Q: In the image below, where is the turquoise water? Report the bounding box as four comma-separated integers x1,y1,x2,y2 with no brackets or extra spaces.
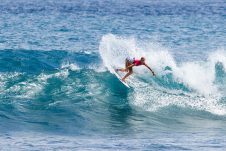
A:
0,0,226,150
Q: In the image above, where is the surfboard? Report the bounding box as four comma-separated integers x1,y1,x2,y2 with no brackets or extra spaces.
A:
112,68,130,88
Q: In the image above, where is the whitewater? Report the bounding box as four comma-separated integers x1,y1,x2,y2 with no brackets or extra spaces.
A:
0,0,226,150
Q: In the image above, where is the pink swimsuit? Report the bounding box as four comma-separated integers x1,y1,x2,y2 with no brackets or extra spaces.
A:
133,59,143,66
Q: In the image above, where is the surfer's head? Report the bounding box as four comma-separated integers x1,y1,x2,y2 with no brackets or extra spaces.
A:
141,57,145,63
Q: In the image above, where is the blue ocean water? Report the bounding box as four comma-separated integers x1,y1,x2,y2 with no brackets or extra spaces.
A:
0,0,226,150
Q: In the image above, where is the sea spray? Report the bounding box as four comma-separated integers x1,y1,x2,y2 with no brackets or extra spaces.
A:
99,34,226,115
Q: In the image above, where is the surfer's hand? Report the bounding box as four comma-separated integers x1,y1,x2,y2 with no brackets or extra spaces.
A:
152,72,156,76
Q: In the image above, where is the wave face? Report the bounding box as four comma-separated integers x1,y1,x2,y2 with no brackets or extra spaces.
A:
0,0,226,150
1,37,226,150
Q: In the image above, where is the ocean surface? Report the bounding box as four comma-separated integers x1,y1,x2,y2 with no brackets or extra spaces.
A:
0,0,226,150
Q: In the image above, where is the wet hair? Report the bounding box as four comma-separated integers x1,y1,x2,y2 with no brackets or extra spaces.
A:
141,57,145,61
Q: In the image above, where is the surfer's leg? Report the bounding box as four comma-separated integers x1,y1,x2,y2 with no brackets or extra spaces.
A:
122,68,133,82
117,60,130,72
117,68,126,72
125,59,129,72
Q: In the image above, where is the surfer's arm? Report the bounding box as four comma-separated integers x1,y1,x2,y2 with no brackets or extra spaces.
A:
144,64,155,76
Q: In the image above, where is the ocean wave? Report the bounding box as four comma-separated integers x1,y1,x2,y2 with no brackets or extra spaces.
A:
0,34,225,135
99,34,226,115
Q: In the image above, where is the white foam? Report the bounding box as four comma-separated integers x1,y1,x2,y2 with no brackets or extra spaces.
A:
99,34,226,115
208,49,226,72
61,62,80,71
0,72,23,95
174,61,217,96
0,69,69,99
130,79,226,115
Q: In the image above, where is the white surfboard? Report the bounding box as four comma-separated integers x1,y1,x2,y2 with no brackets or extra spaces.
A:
112,68,130,88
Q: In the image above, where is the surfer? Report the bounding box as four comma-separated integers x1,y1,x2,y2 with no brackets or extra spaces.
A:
117,57,155,82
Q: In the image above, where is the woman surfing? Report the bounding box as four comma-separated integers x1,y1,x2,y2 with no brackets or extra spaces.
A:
116,57,156,82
